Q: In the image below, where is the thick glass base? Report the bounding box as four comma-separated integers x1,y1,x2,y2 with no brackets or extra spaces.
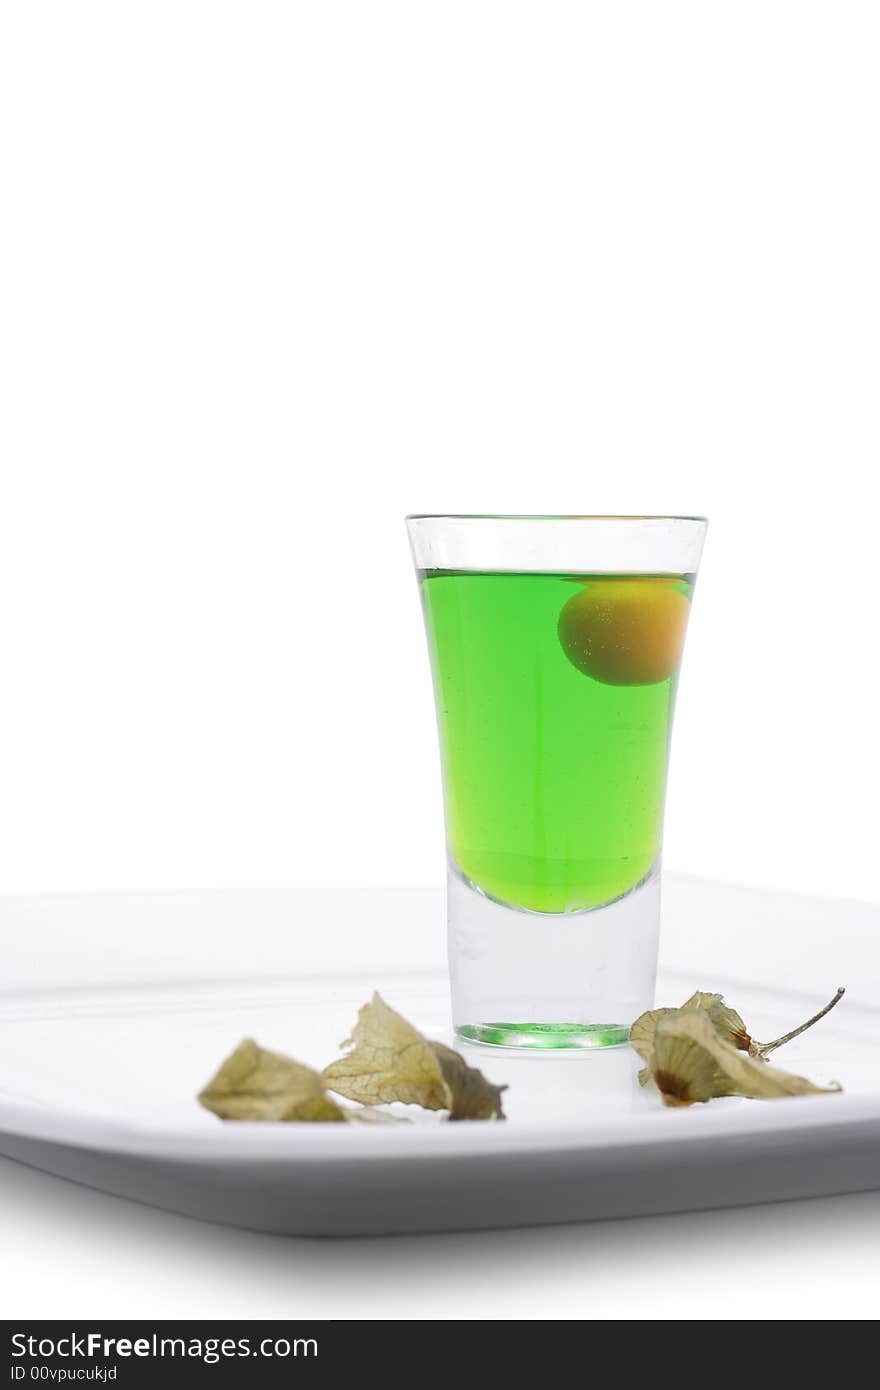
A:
447,865,661,1052
456,1021,631,1050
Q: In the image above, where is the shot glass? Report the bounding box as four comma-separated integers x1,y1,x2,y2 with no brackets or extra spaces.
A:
407,514,707,1051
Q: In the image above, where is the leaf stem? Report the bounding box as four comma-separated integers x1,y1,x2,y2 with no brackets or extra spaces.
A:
755,987,845,1059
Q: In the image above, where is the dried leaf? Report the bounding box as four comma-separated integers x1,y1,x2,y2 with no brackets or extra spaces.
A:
651,1011,841,1107
323,992,506,1120
199,1039,348,1122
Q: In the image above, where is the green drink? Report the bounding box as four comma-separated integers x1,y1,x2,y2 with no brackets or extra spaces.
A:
419,571,693,914
407,515,706,1050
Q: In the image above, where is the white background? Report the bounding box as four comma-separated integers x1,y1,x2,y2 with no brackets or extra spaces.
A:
1,1,879,1321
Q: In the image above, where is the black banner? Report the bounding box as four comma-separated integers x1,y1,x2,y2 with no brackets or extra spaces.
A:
3,1320,590,1381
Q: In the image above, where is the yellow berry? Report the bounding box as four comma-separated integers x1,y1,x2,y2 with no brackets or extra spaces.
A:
558,577,690,685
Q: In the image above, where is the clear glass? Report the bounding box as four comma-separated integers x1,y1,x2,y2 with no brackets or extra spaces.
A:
407,515,707,1051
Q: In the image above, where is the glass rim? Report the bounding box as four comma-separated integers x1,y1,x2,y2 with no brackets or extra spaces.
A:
406,513,708,524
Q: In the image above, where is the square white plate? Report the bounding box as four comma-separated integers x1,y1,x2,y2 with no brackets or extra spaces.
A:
1,875,878,1236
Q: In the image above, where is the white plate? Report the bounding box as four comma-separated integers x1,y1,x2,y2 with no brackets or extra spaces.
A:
1,875,878,1236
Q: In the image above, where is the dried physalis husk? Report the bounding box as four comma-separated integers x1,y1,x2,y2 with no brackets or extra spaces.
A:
199,1039,349,1122
650,1010,841,1108
323,992,507,1121
631,986,845,1086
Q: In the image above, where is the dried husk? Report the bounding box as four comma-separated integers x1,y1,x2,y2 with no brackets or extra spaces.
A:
323,992,506,1120
650,1011,841,1107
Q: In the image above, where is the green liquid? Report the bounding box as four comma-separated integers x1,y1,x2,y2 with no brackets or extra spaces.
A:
419,570,692,915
